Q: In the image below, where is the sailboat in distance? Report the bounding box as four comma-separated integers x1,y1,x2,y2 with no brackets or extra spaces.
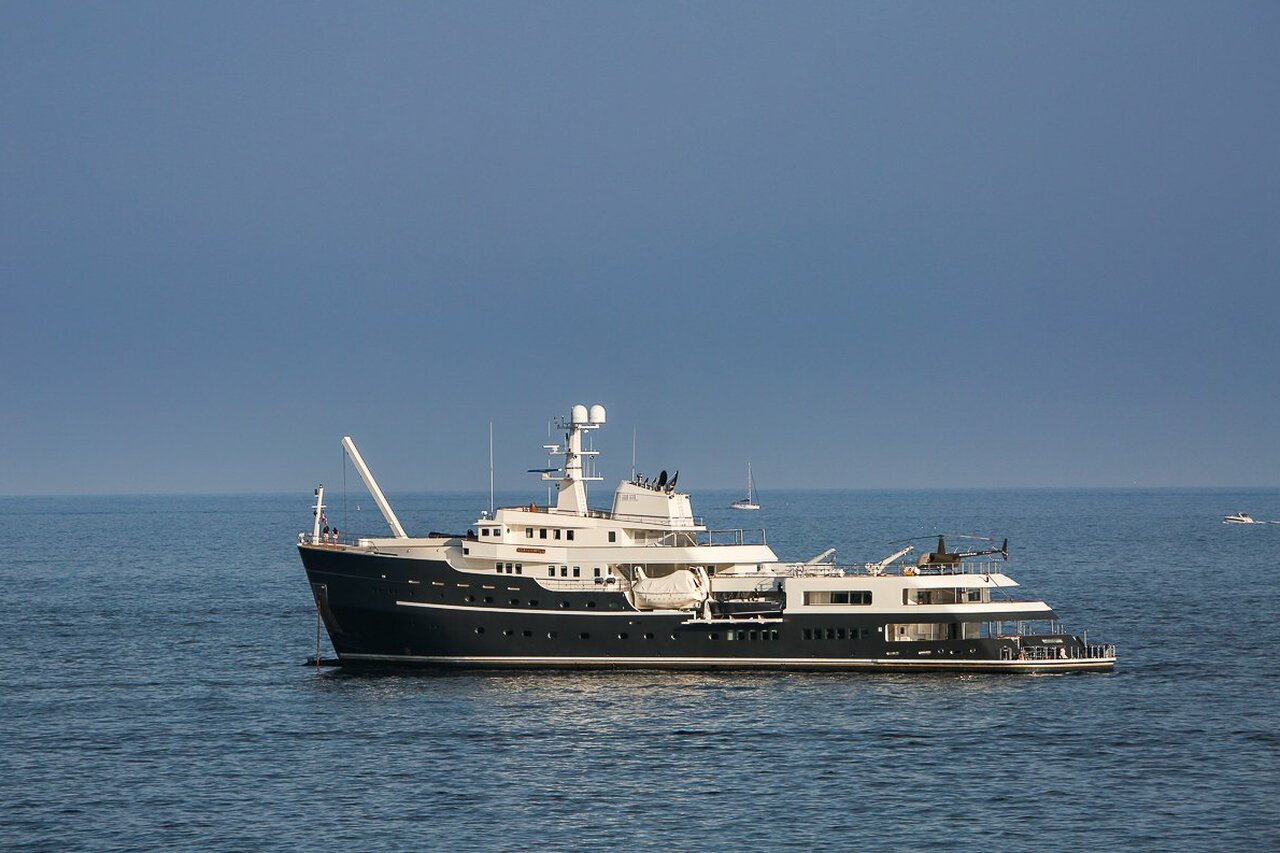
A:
731,462,761,510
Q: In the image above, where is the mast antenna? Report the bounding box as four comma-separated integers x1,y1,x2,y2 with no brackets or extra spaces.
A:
632,426,637,481
489,421,494,515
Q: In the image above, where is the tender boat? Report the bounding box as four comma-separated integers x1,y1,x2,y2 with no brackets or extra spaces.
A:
1223,512,1260,524
298,403,1115,673
730,462,760,510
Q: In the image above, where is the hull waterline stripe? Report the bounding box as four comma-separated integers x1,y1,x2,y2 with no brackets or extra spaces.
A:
340,652,1115,669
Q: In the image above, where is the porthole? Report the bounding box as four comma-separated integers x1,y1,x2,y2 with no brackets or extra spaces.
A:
502,629,513,636
547,631,557,639
560,601,570,609
474,626,484,634
484,596,493,603
529,600,539,607
523,630,533,638
643,633,654,640
618,632,628,640
670,633,679,640
509,598,520,606
465,595,475,602
585,601,596,609
578,633,590,640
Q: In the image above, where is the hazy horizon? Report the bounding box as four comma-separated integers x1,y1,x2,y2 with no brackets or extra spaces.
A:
4,3,1277,494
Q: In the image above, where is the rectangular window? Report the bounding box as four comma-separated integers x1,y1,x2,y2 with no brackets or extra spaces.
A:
526,528,533,538
826,628,835,640
803,628,811,640
566,530,575,541
515,564,522,575
554,529,561,540
481,528,489,536
804,590,873,606
608,531,617,543
593,567,601,578
495,562,502,572
547,567,554,577
560,566,567,577
572,567,581,578
539,529,547,539
837,628,846,640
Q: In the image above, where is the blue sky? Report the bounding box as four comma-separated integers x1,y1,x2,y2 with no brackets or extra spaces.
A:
2,2,1277,494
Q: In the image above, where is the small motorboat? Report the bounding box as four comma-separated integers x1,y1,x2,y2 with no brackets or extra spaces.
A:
1223,512,1260,524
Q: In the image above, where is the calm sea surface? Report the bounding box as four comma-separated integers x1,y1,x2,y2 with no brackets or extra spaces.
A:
2,489,1278,850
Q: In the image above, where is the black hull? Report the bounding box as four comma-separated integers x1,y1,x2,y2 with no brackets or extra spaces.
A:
301,545,1113,674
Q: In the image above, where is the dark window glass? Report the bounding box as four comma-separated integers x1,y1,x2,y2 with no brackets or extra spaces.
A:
837,628,846,639
593,567,601,577
522,630,532,637
608,531,616,543
618,632,628,640
539,529,547,539
578,632,590,640
554,529,561,540
643,633,654,639
572,567,581,578
547,631,557,639
526,528,533,538
566,530,575,541
547,568,554,577
474,627,484,634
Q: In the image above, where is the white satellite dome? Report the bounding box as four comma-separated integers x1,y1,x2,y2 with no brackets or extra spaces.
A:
589,404,606,425
571,404,589,425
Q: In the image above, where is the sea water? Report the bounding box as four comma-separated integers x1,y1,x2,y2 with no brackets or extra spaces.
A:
2,489,1277,850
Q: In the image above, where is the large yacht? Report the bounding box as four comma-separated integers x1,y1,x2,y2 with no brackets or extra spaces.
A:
298,404,1115,673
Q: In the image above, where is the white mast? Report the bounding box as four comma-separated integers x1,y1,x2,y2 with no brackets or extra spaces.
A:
311,485,325,541
341,436,408,539
540,404,606,516
489,421,494,515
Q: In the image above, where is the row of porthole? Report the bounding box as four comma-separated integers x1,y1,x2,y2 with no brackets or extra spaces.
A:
473,627,670,640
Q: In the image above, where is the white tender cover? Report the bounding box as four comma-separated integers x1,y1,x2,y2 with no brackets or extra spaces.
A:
631,567,707,610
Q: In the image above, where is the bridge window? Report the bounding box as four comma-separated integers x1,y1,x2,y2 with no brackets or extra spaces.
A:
539,529,547,539
526,528,533,538
566,530,575,541
554,529,561,540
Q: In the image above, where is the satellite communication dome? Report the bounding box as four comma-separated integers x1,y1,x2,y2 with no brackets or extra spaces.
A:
571,404,589,425
589,404,606,425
